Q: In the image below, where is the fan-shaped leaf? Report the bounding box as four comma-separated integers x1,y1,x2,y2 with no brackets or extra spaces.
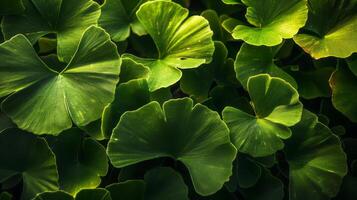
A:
231,0,308,46
293,0,357,59
0,26,121,135
223,74,302,157
107,98,236,195
46,129,108,195
284,110,347,200
0,129,59,200
124,0,215,91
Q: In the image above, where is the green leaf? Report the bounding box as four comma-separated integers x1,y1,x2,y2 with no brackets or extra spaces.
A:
330,64,357,122
284,110,347,200
235,43,297,89
125,0,215,91
99,0,150,42
46,129,108,195
231,0,308,46
241,169,284,200
0,129,59,200
0,26,121,135
2,0,100,62
119,58,149,84
293,0,357,59
144,167,189,200
107,98,237,196
106,180,145,200
0,0,24,15
102,79,151,138
223,74,303,157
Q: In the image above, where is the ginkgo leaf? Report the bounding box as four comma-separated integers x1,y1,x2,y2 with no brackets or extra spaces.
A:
223,74,303,157
0,129,59,200
99,0,151,42
0,26,121,135
107,98,237,196
2,0,101,62
46,129,108,195
124,0,215,91
231,0,308,46
294,0,357,59
284,110,347,200
235,43,297,89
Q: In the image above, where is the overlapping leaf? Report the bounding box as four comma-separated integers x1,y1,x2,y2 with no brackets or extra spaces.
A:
284,110,347,200
2,0,101,62
0,26,121,135
294,0,357,59
124,0,215,91
0,129,59,200
230,0,308,46
107,98,237,195
223,74,303,157
46,129,108,194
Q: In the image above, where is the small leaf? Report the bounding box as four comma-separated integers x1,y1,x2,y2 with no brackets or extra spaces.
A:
99,0,149,42
46,129,108,195
0,129,59,200
102,79,151,138
231,0,308,46
235,43,297,89
107,98,237,196
223,74,302,157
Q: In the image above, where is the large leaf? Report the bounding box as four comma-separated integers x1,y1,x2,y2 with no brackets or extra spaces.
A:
2,0,100,62
0,129,59,200
0,0,24,15
46,129,108,195
107,98,237,195
235,43,297,89
0,26,121,135
294,0,357,59
284,110,347,200
231,0,308,46
99,0,150,42
330,63,357,122
124,0,215,91
223,74,303,157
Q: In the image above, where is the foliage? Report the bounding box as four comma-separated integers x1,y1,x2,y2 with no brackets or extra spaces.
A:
0,0,356,199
